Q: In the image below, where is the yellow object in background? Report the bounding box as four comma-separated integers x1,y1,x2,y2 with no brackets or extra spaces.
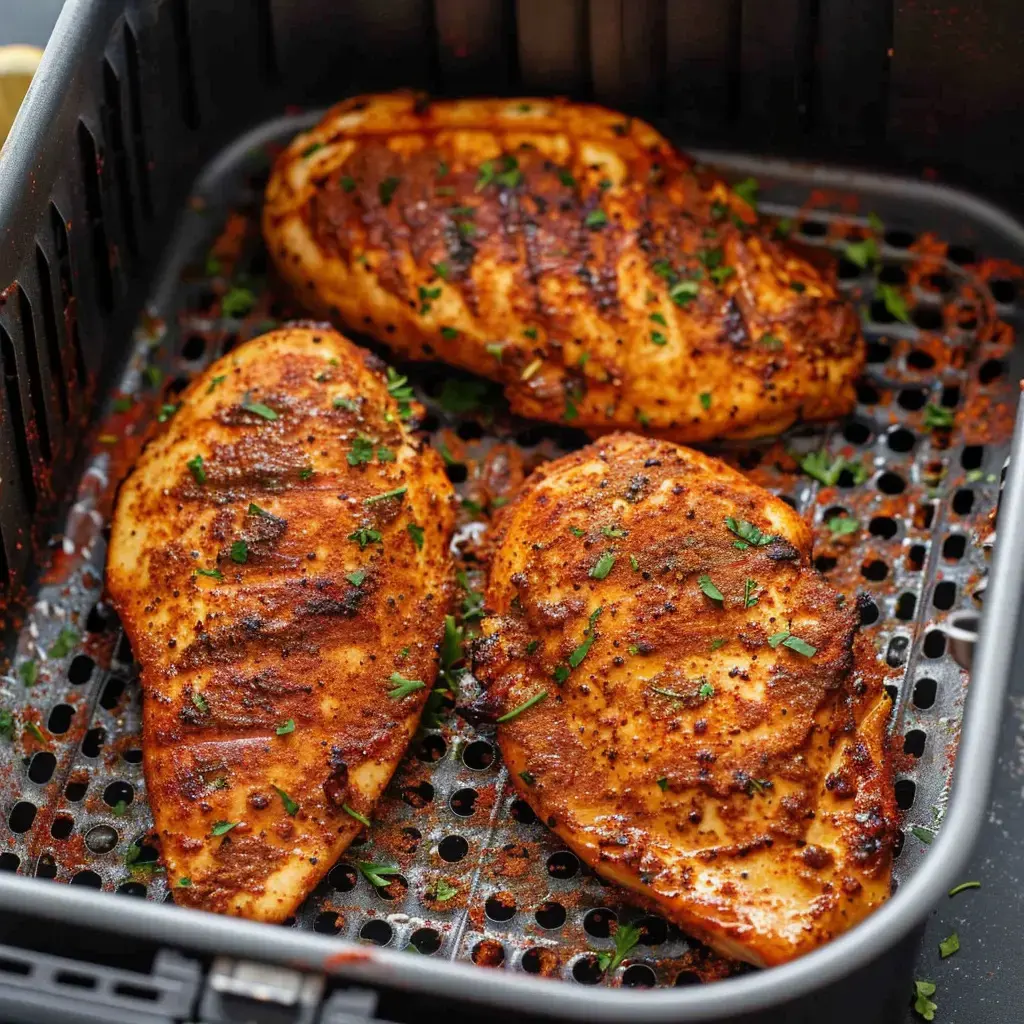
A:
0,44,43,145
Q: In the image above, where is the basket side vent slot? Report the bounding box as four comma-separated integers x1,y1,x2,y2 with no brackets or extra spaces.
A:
0,323,36,516
170,0,200,129
50,202,87,411
15,285,52,465
35,245,70,425
122,22,153,221
101,59,139,263
76,121,114,315
254,0,279,83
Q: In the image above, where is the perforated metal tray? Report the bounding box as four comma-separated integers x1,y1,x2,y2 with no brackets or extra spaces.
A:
2,109,1024,1020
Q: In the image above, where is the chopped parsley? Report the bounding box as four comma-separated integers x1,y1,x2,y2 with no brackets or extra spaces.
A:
418,284,442,313
177,877,192,888
240,394,278,421
276,719,295,736
299,467,314,480
440,326,459,339
0,710,14,741
913,980,937,1022
210,821,238,837
457,570,485,622
191,691,209,714
526,640,539,655
248,502,282,521
650,330,667,346
428,878,458,901
273,786,299,816
584,209,608,230
301,141,323,158
340,175,356,192
877,282,911,323
601,525,627,539
650,312,667,326
194,567,224,581
407,522,425,549
948,880,981,897
343,804,371,827
568,607,603,668
732,177,758,209
939,932,959,959
657,777,668,792
497,690,548,723
725,517,776,549
334,395,358,412
629,554,639,571
699,391,711,410
113,395,133,413
364,486,407,505
911,825,936,845
698,681,715,699
432,261,450,280
46,627,77,658
710,638,726,651
221,287,255,318
358,862,402,888
767,631,817,657
346,569,367,586
387,367,416,421
438,377,493,415
519,771,536,786
760,332,783,350
379,176,401,206
669,280,699,306
698,574,724,602
388,673,426,700
827,515,860,536
590,551,616,580
746,777,772,796
230,540,247,563
18,660,37,687
348,527,382,549
143,365,163,388
186,454,207,485
523,326,539,340
348,435,375,466
844,237,878,269
743,578,759,608
798,450,868,487
596,922,641,973
206,374,226,394
558,168,576,188
24,721,46,745
923,403,954,429
569,526,586,538
158,403,180,423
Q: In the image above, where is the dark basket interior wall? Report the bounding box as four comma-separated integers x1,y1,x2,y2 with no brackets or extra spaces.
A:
2,0,1024,610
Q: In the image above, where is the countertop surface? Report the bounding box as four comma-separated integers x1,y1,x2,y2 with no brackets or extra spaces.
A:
1,2,1023,1022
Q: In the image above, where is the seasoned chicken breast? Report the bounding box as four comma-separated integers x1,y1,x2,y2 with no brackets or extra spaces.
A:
264,93,862,442
107,326,455,920
473,433,895,967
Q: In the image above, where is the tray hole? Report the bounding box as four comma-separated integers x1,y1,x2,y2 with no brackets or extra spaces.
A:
912,305,943,330
485,893,517,922
978,358,1006,385
328,863,358,892
28,752,56,784
462,740,494,771
100,676,126,711
82,727,106,758
843,421,872,446
68,654,94,685
942,534,966,561
103,780,134,809
169,0,200,128
884,229,915,249
914,503,936,530
572,956,603,985
101,59,138,261
50,816,74,840
877,472,905,495
799,219,827,237
375,874,408,902
313,911,341,935
70,870,101,888
856,382,880,406
637,916,668,946
895,593,917,621
123,747,143,765
837,258,863,281
961,445,984,471
64,779,87,802
85,602,112,633
35,857,58,882
947,245,975,265
583,908,617,939
0,955,30,976
402,781,433,808
932,581,956,610
1,323,37,514
904,730,926,757
859,598,879,626
952,489,974,515
990,278,1016,304
444,462,467,484
865,340,891,363
521,947,558,975
181,333,206,361
813,555,836,574
76,121,114,312
55,971,96,990
886,636,910,668
906,544,927,571
869,516,897,539
122,23,153,218
358,920,392,946
547,851,580,879
85,825,119,854
535,901,566,929
438,835,469,863
410,927,441,955
623,964,656,988
894,779,916,810
112,982,159,1002
115,633,134,664
8,802,36,834
675,970,702,986
415,734,446,763
400,826,421,854
0,853,20,873
887,428,915,454
471,940,504,967
861,559,888,582
34,245,70,425
779,494,798,509
923,630,946,658
906,348,935,370
941,385,960,407
897,388,926,411
457,420,484,441
449,788,478,816
510,798,537,824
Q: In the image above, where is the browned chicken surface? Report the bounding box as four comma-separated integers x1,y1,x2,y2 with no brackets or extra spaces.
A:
264,93,863,442
473,433,895,967
106,327,456,920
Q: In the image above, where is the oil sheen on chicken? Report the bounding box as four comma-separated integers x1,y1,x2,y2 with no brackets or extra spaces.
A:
264,93,863,443
473,433,895,967
107,326,455,921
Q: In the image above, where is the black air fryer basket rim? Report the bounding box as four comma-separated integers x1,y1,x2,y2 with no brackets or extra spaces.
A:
1,0,1022,1019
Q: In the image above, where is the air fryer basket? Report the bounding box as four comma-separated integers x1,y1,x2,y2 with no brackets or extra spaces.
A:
2,2,1024,1022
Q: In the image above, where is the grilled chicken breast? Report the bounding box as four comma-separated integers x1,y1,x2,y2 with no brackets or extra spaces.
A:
107,326,455,920
474,433,895,967
264,93,863,442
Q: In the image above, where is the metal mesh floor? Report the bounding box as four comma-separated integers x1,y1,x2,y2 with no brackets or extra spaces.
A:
1,121,1019,989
